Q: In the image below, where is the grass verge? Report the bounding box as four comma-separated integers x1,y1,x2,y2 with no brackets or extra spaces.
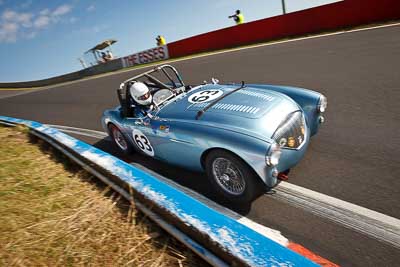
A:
0,126,206,266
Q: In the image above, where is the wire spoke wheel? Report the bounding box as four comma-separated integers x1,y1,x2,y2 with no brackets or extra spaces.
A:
110,125,128,151
212,157,246,195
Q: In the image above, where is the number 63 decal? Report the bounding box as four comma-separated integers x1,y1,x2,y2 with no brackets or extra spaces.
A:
188,89,223,103
132,129,154,156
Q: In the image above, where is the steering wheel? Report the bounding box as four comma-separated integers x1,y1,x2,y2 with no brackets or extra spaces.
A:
153,89,175,106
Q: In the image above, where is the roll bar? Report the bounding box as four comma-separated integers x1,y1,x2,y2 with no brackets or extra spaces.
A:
121,64,184,88
117,65,185,117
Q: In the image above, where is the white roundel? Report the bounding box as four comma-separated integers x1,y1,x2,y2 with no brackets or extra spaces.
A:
188,89,224,103
132,129,154,156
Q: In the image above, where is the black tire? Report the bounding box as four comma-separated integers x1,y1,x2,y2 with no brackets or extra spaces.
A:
108,123,133,154
205,149,264,204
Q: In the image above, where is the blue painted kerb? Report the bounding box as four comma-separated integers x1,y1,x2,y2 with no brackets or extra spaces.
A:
0,116,318,267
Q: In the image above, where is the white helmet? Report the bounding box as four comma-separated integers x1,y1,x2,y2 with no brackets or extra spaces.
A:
129,82,152,105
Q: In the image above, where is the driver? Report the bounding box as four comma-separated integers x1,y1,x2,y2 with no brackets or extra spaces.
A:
129,81,154,117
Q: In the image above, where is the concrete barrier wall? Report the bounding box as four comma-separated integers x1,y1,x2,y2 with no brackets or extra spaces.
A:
84,58,124,75
167,0,400,58
0,70,84,88
0,58,123,88
0,44,168,88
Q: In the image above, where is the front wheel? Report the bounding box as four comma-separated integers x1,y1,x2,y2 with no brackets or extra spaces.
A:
205,150,263,204
108,123,133,154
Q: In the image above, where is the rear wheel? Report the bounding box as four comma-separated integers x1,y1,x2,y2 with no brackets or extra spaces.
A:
108,124,133,154
205,150,263,204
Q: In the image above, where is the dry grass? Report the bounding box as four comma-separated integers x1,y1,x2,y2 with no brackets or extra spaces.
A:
0,126,207,267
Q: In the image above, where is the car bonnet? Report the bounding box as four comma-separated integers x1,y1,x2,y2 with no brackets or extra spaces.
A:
156,84,300,138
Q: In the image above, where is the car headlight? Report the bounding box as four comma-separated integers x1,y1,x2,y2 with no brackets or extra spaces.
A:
266,143,282,166
318,95,328,113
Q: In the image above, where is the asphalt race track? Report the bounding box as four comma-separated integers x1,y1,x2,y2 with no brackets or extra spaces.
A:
1,25,400,266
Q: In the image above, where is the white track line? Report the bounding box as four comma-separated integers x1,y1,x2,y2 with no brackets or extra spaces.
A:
72,22,400,82
199,22,400,56
45,124,108,139
88,22,400,78
50,123,400,248
2,21,399,100
274,182,400,249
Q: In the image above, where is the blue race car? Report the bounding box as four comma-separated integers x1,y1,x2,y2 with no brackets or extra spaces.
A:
101,65,327,203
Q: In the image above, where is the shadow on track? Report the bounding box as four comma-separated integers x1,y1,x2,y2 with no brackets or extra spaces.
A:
92,138,252,215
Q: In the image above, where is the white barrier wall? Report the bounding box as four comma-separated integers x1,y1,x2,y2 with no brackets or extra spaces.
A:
122,46,169,68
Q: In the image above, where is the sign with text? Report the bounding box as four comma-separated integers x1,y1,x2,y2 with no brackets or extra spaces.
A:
122,46,169,68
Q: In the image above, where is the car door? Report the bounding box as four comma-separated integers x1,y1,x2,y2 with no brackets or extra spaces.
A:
124,114,183,163
146,117,204,171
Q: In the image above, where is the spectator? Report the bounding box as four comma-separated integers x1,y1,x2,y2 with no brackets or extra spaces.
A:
229,10,244,25
101,52,108,62
106,50,113,60
156,35,166,46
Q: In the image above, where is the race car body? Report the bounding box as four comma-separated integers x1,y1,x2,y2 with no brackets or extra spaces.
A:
101,65,327,203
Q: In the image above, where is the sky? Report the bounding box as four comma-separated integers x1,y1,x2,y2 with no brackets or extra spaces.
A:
0,0,340,82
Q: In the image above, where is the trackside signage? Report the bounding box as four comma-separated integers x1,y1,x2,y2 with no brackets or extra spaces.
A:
122,46,169,68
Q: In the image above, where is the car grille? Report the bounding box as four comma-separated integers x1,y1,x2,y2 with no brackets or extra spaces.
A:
272,111,306,149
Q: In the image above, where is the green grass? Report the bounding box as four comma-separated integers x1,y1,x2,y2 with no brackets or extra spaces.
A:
0,126,206,266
